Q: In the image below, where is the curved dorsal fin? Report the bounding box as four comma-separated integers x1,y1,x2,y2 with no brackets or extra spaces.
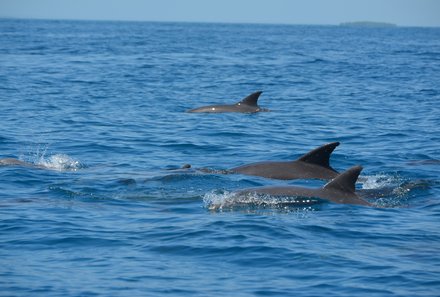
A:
297,142,340,171
238,91,263,106
324,165,362,193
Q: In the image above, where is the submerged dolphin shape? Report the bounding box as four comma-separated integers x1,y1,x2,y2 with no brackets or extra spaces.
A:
230,142,340,180
187,91,268,113
237,165,371,206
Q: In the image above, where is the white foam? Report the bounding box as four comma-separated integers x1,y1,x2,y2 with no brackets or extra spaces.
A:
202,191,235,211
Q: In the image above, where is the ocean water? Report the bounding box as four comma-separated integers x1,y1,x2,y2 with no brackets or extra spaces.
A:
0,18,439,296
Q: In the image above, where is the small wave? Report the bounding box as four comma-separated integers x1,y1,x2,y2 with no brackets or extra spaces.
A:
203,191,321,212
359,174,426,196
358,174,430,207
36,154,83,171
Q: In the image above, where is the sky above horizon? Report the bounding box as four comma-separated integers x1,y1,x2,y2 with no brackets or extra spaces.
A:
0,0,439,27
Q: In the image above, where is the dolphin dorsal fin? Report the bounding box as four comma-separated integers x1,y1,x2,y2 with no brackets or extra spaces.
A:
238,91,263,106
297,142,340,170
324,165,363,193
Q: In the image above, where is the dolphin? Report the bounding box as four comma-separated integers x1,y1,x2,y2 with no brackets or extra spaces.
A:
229,142,340,180
0,158,36,167
0,158,50,170
236,165,371,206
187,91,268,113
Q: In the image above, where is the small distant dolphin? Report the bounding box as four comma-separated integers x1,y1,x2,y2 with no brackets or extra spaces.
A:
187,91,268,113
230,142,340,180
236,165,371,206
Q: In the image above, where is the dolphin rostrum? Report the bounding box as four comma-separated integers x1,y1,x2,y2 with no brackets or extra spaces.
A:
236,165,371,206
187,91,268,113
230,142,340,180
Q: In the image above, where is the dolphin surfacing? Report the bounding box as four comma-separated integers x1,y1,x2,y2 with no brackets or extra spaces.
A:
237,165,371,206
230,142,340,180
187,91,268,113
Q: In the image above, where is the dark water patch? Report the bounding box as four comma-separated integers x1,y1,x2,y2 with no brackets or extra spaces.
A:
415,51,440,60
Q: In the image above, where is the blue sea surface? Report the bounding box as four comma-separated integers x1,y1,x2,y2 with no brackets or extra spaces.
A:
1,19,439,296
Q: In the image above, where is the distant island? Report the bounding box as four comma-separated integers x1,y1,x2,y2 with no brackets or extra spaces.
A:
340,21,397,28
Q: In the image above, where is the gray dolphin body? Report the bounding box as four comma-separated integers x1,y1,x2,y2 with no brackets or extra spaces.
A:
230,142,340,180
0,158,33,167
187,91,268,113
0,158,47,169
237,165,371,206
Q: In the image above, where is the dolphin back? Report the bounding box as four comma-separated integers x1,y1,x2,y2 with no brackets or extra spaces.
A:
187,91,266,113
0,158,30,166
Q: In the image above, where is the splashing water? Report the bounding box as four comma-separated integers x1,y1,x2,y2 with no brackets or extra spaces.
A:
36,154,83,171
203,190,321,212
357,174,425,208
359,174,401,190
